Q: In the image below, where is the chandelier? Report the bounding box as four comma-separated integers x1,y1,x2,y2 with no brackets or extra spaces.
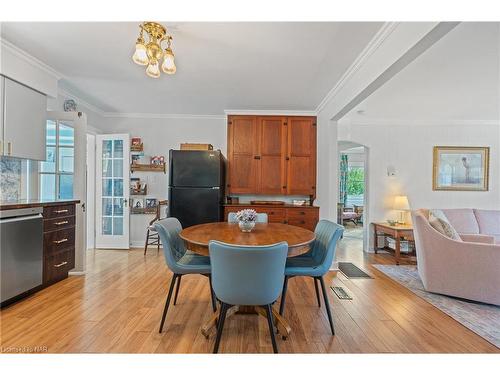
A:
132,22,176,78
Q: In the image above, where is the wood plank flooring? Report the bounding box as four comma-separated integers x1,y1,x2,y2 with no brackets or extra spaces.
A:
1,227,498,353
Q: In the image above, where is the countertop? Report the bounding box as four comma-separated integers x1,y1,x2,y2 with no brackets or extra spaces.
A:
224,203,319,209
0,199,81,210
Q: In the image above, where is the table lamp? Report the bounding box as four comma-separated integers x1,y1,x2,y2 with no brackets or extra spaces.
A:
393,195,410,224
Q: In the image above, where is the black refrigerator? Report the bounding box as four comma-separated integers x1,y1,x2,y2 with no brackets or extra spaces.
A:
168,150,225,228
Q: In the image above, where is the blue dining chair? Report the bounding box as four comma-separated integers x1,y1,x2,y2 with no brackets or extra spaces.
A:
279,220,343,335
227,212,268,223
209,240,288,353
154,218,217,333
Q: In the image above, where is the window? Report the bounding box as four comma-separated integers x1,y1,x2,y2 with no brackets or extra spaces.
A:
39,120,74,200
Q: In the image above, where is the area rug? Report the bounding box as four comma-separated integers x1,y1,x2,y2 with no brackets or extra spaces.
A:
373,264,500,349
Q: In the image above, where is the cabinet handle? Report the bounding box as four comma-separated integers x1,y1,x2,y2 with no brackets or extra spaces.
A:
299,212,305,215
55,209,69,214
254,156,261,160
282,186,287,189
7,142,12,155
53,238,68,244
286,157,290,161
54,221,69,226
54,261,68,268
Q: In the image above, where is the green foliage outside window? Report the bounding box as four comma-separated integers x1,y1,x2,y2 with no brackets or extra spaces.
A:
347,167,364,195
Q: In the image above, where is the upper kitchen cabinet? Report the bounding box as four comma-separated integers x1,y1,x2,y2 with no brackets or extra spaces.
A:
227,116,259,194
227,115,316,198
1,76,47,160
286,117,317,196
258,116,287,195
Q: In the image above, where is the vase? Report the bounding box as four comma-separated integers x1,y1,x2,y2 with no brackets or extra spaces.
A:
238,221,256,233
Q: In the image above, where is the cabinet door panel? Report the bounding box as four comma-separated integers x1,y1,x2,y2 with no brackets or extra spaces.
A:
227,116,258,194
286,117,316,196
259,117,286,195
4,78,47,160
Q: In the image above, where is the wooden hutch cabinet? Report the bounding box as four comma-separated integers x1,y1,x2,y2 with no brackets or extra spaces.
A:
226,115,318,231
227,115,316,198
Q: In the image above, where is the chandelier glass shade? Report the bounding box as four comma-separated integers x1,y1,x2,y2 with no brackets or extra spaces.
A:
132,22,176,78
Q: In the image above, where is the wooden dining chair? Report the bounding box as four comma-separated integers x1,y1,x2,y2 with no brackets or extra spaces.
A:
144,200,168,255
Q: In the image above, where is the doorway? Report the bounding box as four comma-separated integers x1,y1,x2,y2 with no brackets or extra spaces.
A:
338,141,368,255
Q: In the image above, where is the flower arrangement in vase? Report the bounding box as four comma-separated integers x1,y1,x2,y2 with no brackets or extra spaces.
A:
235,209,258,232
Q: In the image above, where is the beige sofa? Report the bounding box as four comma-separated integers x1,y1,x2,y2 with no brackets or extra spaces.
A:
412,209,500,306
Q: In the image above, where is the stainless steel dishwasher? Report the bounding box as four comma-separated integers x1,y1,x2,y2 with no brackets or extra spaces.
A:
0,206,43,305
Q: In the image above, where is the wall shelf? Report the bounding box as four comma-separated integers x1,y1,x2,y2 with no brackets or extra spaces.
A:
131,207,157,215
130,163,166,173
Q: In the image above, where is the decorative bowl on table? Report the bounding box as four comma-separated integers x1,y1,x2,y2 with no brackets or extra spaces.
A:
235,209,257,233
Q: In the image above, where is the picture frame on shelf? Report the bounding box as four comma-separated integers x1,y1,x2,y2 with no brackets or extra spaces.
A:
151,155,165,165
131,137,142,146
145,198,158,208
132,198,144,209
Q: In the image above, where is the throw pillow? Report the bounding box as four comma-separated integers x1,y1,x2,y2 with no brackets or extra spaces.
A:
429,215,462,241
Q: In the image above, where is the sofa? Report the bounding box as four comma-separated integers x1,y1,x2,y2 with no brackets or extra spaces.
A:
412,209,500,306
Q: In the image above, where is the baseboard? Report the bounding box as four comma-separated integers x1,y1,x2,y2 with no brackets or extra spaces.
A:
68,271,86,276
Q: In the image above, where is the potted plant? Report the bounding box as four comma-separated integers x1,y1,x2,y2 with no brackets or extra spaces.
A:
235,209,258,232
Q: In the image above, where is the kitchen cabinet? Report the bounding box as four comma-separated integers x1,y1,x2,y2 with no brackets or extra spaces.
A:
1,75,47,160
286,117,317,196
227,116,259,194
227,115,316,198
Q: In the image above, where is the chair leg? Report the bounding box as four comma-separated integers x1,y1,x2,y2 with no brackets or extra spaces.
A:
279,276,289,316
213,302,229,353
159,274,178,333
144,229,150,256
318,276,335,335
208,274,217,312
157,235,160,254
314,278,321,307
265,304,279,353
173,275,182,305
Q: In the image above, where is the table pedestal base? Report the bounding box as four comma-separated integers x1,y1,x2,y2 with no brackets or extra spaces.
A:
201,305,291,340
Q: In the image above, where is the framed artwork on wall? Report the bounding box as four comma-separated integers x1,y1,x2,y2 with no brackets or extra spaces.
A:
432,146,490,191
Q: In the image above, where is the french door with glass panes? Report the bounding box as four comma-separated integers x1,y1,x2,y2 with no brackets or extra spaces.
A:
95,134,130,249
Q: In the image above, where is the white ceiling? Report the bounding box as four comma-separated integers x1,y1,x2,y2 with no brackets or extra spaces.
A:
1,22,383,115
347,22,500,122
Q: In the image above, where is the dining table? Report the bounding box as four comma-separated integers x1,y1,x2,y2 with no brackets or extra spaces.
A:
179,222,316,340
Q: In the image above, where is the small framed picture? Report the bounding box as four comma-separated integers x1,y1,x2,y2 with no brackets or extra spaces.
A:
433,146,490,191
146,198,158,208
132,198,144,209
131,137,142,146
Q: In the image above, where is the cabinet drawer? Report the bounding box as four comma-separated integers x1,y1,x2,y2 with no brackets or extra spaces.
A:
287,208,318,220
43,204,75,219
287,218,317,231
43,249,74,285
44,228,75,256
256,207,286,222
44,215,75,232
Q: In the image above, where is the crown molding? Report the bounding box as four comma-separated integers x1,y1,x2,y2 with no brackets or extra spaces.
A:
1,38,64,80
224,109,317,116
347,118,499,127
315,22,399,113
102,112,226,120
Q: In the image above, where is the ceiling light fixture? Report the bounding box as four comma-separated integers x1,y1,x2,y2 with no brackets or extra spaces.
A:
132,22,176,78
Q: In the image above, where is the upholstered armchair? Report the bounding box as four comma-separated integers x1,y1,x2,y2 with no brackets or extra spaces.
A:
412,209,500,306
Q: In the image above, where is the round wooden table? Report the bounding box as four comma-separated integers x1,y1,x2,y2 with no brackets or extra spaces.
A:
179,222,316,340
179,222,315,257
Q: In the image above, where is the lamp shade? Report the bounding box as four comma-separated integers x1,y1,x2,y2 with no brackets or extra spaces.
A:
393,195,410,210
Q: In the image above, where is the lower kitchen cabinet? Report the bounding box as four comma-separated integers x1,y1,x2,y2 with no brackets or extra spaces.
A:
42,203,76,286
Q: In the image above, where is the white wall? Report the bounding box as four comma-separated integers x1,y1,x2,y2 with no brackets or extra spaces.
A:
338,120,500,249
101,116,226,246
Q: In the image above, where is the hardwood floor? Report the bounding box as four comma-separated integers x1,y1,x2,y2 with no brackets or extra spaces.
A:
0,228,498,353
